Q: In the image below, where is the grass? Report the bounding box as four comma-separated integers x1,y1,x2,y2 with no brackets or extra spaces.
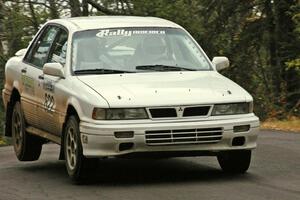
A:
0,136,6,146
261,117,300,133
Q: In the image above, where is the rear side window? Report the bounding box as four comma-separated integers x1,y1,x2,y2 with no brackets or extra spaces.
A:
25,26,59,68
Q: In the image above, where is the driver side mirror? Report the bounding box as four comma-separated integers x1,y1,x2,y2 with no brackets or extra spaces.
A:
212,57,230,71
43,63,65,78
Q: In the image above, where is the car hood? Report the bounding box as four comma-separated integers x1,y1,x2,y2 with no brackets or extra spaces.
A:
77,71,252,107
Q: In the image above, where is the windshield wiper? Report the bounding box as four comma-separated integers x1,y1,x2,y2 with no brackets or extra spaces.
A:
135,65,197,71
74,68,134,75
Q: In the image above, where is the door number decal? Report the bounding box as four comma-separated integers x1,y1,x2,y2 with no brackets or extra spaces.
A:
44,93,55,112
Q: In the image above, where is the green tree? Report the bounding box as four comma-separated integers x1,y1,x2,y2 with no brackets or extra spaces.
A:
0,0,299,122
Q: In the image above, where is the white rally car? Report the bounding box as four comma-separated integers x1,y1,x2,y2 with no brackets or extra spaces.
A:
2,16,259,182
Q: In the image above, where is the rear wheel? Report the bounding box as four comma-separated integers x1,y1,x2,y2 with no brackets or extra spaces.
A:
64,115,97,183
12,101,43,161
217,150,251,174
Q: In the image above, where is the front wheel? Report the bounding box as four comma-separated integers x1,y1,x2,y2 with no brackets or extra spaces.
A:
12,101,43,161
64,115,97,183
217,150,251,174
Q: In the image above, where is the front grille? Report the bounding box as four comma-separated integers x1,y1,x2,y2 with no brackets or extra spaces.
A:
148,106,211,118
183,106,210,117
149,108,177,118
145,127,223,145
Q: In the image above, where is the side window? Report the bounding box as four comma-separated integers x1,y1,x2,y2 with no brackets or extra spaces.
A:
48,29,68,65
26,26,59,68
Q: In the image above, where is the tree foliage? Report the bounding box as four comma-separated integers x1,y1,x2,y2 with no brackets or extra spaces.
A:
0,0,299,120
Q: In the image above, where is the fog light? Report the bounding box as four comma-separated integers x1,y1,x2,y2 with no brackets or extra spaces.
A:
232,137,245,146
233,125,250,133
114,131,134,138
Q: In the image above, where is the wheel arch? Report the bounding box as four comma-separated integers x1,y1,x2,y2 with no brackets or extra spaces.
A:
5,88,21,137
66,105,80,119
59,104,80,160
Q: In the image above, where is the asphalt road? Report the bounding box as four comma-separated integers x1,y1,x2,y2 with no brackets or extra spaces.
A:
0,130,299,200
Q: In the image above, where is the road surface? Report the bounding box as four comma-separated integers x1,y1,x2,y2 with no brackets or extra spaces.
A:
0,130,299,200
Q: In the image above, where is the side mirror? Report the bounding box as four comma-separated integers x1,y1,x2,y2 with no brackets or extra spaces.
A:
212,56,230,71
43,63,65,78
15,49,27,57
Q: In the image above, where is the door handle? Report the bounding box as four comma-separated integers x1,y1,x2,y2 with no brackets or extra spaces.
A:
38,75,44,80
21,68,27,73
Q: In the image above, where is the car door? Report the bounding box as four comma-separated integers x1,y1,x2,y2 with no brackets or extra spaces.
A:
22,25,60,128
36,27,68,136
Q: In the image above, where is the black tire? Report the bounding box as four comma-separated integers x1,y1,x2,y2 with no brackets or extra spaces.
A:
12,101,43,161
64,115,97,183
217,150,251,174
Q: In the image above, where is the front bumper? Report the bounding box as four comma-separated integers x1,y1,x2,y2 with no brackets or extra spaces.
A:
80,114,259,157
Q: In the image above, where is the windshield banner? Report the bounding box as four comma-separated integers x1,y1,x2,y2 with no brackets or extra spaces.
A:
96,29,166,37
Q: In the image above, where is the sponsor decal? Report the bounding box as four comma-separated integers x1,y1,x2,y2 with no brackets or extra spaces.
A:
43,80,55,93
21,74,34,95
96,29,166,38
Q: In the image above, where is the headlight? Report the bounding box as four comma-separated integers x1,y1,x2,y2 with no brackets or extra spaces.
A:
212,102,252,115
92,108,148,120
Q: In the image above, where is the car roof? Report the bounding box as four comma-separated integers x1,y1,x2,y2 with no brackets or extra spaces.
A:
49,16,182,32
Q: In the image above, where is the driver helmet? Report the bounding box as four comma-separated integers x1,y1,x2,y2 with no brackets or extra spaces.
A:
141,35,167,56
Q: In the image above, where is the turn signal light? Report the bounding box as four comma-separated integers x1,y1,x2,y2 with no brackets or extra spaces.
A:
233,125,250,133
114,131,134,138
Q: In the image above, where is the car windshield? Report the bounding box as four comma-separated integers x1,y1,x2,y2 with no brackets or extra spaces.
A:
72,27,212,74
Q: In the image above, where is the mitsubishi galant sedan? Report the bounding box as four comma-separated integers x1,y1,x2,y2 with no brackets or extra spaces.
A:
2,16,259,182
